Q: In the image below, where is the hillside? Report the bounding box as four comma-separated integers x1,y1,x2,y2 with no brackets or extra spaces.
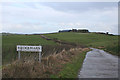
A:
44,32,119,56
2,32,119,65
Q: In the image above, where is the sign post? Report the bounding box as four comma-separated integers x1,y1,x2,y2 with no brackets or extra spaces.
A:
18,51,20,60
39,52,41,63
17,45,42,62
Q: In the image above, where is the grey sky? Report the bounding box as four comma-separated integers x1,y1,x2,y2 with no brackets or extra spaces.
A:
1,2,118,34
41,2,117,12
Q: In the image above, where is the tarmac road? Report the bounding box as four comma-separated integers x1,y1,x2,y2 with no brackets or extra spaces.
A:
78,48,119,78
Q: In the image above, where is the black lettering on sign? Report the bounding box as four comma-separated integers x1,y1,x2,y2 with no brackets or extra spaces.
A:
30,47,32,49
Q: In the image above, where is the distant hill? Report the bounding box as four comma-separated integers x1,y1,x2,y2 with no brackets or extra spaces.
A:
1,32,24,36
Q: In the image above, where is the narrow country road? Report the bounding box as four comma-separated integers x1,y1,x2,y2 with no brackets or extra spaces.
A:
78,48,119,78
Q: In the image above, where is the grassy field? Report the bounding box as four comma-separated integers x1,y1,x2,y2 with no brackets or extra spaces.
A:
45,32,119,56
2,32,119,65
2,34,56,64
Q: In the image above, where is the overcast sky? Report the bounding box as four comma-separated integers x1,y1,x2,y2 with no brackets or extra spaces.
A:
1,2,118,34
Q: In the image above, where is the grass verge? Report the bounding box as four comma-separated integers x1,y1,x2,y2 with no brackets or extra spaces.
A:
97,45,120,57
50,49,89,78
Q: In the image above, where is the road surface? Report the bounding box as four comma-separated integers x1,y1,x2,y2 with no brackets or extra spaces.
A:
78,48,119,78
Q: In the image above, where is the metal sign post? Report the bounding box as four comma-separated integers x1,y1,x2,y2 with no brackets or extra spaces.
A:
39,52,41,63
17,45,42,62
18,51,20,60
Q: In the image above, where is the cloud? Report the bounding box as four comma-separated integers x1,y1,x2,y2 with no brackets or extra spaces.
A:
1,2,118,34
2,23,42,33
41,2,117,13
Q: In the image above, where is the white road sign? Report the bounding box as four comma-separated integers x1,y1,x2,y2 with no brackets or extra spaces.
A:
17,45,42,52
16,45,42,62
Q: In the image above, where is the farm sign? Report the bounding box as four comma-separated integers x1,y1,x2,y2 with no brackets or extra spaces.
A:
17,45,42,62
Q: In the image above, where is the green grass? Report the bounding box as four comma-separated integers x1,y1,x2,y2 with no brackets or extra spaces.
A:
2,34,56,64
50,51,88,78
2,32,119,65
45,32,118,46
0,66,2,69
104,44,119,56
2,34,56,45
45,32,119,56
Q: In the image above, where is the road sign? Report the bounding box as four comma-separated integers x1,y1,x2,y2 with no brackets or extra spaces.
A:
17,45,42,52
16,45,42,62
